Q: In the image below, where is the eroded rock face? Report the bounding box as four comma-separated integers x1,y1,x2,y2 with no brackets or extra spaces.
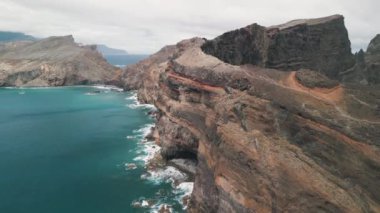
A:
202,15,355,79
341,34,380,85
122,16,380,213
365,35,380,84
0,35,119,86
201,24,268,66
367,35,380,53
157,115,198,160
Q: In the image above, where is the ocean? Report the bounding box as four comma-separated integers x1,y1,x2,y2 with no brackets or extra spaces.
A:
0,87,190,213
103,55,148,67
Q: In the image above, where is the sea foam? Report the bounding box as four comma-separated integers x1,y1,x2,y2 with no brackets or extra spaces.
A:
125,92,155,110
92,85,124,92
127,92,194,212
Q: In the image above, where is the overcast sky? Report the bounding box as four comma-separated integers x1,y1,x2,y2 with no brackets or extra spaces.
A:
0,0,378,54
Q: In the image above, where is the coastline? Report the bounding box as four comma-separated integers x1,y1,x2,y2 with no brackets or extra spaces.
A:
0,85,194,212
2,84,124,91
127,90,195,212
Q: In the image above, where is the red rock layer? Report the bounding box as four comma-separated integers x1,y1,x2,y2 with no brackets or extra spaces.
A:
122,16,380,213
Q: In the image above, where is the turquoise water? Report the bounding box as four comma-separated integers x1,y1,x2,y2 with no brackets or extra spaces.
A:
0,87,186,213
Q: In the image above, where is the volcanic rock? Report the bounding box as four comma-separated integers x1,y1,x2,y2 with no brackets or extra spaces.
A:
340,34,380,85
122,15,380,213
202,15,355,79
0,35,120,87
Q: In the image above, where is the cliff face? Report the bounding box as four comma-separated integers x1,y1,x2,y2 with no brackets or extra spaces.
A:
201,15,355,79
341,34,380,85
123,15,380,212
366,35,380,84
0,35,119,86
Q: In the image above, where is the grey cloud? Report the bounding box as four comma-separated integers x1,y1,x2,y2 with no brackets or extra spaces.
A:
0,0,378,54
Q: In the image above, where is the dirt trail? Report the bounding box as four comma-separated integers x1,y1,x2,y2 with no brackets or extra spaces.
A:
166,71,225,94
282,72,380,124
284,71,343,103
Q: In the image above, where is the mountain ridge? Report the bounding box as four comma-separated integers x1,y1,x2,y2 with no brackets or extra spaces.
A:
0,31,37,42
0,35,120,86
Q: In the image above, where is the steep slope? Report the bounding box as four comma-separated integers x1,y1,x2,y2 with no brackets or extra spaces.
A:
0,35,119,86
122,15,380,212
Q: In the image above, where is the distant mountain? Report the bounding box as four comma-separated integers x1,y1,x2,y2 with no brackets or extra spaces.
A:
96,44,128,55
0,31,144,67
0,31,37,42
0,35,119,86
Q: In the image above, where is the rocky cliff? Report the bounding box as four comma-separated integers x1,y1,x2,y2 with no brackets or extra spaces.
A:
0,35,119,86
122,15,380,212
341,34,380,85
201,15,355,79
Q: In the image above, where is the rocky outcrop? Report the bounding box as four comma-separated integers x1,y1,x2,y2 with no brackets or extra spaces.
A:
156,115,199,160
202,15,355,79
341,34,380,85
122,15,380,212
0,35,119,87
366,35,380,84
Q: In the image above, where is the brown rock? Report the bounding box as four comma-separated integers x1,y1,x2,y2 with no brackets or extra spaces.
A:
122,16,380,213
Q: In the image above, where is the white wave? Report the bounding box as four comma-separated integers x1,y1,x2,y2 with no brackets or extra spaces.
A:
126,103,140,109
125,92,138,101
174,182,194,210
141,166,188,185
131,123,159,164
125,163,137,170
132,200,173,213
126,135,136,139
125,92,156,110
133,141,160,164
127,103,155,109
131,198,153,209
141,200,149,207
175,182,194,196
133,123,154,136
91,84,124,92
150,204,173,213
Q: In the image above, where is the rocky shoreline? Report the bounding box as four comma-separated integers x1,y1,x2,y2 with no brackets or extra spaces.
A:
122,15,380,213
1,14,379,213
126,93,196,212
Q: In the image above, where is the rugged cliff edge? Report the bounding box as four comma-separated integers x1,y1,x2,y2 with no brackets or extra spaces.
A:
122,15,380,212
201,15,355,79
341,34,380,85
0,35,119,86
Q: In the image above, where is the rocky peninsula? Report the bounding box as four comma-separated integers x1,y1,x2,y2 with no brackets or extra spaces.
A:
0,14,378,213
0,35,119,87
122,15,380,212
